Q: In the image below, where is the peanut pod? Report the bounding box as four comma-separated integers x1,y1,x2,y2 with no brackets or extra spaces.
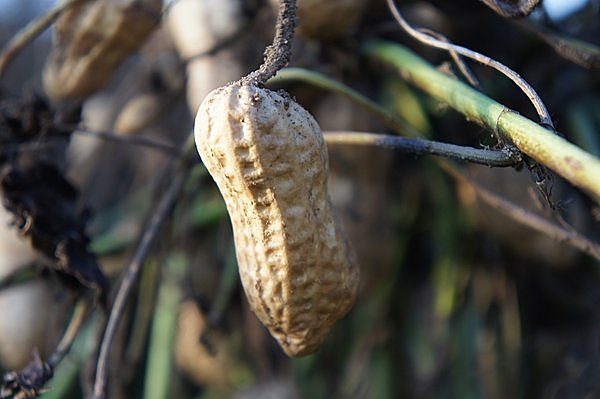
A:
43,0,162,100
194,83,359,357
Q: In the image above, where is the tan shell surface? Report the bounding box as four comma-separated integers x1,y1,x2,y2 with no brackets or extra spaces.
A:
114,93,163,134
43,0,161,100
195,83,359,356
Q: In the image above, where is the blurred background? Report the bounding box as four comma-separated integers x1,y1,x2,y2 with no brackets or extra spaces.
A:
0,1,598,398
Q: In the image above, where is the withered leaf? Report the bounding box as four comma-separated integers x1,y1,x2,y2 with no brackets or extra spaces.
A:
0,162,108,304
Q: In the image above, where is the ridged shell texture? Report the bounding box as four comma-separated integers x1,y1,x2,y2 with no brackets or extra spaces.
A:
195,83,359,356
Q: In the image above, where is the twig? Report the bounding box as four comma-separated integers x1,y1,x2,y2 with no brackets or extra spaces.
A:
0,141,65,154
241,0,297,85
419,28,481,88
444,165,600,261
0,299,89,399
0,125,181,156
364,40,600,201
56,123,182,156
0,0,87,79
92,134,192,399
323,131,520,167
385,0,554,129
48,299,90,368
517,20,600,71
268,58,600,260
122,259,159,381
480,0,541,18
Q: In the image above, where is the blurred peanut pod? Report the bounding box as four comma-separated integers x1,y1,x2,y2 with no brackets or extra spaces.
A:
114,93,163,134
166,0,240,60
166,0,243,113
43,0,162,101
271,0,369,40
0,205,70,370
174,300,231,388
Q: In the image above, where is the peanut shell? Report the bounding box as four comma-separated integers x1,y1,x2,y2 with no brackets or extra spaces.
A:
194,83,359,356
43,0,162,100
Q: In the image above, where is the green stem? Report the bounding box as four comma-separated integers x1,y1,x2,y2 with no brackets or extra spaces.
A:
143,255,186,399
364,40,600,201
269,68,418,137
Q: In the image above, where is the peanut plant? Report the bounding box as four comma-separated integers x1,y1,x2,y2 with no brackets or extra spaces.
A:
0,0,598,398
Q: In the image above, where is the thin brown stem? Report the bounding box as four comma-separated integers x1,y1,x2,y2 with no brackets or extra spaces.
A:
419,28,481,88
241,0,297,85
58,123,182,156
323,131,521,167
48,299,90,368
444,165,600,261
92,169,186,399
386,0,554,129
0,0,87,79
91,134,196,399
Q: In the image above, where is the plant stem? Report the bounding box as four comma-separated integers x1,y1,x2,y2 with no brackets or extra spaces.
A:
386,0,552,128
323,131,519,167
142,255,186,399
241,0,297,85
269,61,598,259
92,133,193,399
51,123,182,156
364,40,600,201
443,165,600,261
48,300,90,368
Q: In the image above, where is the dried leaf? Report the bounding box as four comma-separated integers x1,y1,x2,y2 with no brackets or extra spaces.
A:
0,162,108,303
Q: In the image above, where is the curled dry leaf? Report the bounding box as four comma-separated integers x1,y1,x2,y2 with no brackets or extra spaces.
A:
43,0,162,101
0,162,109,303
195,83,359,357
271,0,369,40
